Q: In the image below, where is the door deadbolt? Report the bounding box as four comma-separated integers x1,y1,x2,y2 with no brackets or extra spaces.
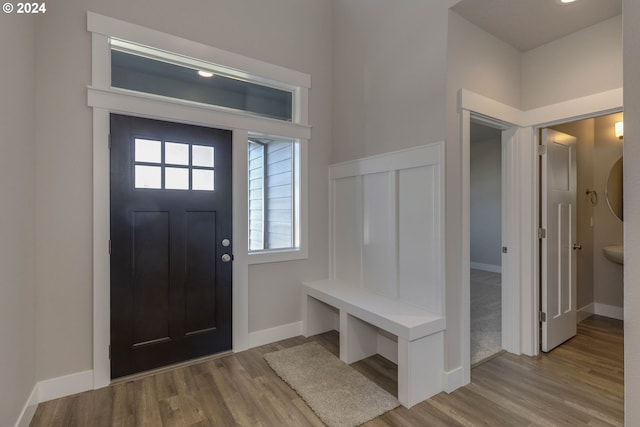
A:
221,253,232,262
572,244,583,250
222,238,231,247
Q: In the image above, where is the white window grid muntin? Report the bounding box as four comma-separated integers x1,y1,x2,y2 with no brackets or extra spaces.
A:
133,138,216,192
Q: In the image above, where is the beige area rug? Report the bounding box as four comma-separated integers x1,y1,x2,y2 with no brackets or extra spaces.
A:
264,342,399,427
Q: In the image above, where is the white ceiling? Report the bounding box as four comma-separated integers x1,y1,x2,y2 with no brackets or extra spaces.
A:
451,0,622,52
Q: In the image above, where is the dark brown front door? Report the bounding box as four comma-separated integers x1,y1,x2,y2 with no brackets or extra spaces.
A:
110,114,232,379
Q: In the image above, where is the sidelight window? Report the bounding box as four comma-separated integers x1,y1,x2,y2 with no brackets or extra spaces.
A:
248,136,300,252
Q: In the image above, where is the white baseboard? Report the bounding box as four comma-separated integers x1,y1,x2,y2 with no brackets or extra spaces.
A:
470,262,502,273
38,370,93,403
248,321,303,349
14,369,93,427
594,303,624,320
442,366,465,393
577,303,595,322
14,383,39,427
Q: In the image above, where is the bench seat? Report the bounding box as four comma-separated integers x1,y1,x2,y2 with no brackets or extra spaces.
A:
301,279,445,408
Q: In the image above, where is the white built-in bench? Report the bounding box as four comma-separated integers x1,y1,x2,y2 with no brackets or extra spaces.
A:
306,142,446,408
302,279,445,408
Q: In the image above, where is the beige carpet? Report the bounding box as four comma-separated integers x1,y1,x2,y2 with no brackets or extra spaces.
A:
471,269,502,364
264,342,399,427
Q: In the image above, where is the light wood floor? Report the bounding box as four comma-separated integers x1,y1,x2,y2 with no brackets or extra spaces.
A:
30,315,623,426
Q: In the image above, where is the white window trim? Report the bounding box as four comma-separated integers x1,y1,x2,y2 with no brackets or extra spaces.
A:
88,12,310,389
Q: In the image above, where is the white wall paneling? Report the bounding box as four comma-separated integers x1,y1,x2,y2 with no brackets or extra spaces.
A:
329,142,445,314
331,177,363,286
362,172,398,298
398,166,443,315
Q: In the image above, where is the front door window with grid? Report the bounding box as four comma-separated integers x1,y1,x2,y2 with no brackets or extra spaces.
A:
134,139,215,191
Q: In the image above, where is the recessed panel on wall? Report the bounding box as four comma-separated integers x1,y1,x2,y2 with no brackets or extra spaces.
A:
398,166,442,314
362,172,397,298
333,177,362,285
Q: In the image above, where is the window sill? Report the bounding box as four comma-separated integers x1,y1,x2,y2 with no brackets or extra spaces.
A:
247,248,308,265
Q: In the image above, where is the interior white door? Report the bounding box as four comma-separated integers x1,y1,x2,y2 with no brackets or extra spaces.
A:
541,128,578,352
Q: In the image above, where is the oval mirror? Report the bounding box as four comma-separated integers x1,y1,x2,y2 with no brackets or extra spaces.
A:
606,157,623,222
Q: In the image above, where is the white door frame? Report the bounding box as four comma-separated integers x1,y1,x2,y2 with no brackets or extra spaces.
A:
92,108,252,388
459,88,623,383
88,13,312,388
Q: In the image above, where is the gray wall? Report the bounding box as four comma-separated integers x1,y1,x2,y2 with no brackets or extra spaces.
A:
0,13,37,427
593,113,624,308
623,1,640,422
331,0,450,164
522,15,622,110
470,132,502,268
551,119,595,311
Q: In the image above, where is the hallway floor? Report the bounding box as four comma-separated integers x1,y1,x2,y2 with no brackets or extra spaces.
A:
30,316,623,426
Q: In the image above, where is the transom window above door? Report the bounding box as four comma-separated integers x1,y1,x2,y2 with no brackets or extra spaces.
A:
134,138,215,191
110,39,295,123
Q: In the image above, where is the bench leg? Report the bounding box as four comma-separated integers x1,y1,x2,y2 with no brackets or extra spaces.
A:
340,312,377,364
397,331,444,408
302,294,337,337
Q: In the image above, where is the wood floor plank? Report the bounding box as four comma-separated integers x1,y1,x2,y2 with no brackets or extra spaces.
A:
30,315,623,426
110,381,135,427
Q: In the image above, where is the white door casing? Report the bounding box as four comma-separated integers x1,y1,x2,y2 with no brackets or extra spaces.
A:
500,127,519,355
459,88,621,390
541,128,578,352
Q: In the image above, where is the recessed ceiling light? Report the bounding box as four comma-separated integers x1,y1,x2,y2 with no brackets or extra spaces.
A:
198,70,214,78
558,0,578,4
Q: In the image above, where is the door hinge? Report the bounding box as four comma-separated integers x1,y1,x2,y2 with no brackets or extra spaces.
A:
538,228,547,239
538,145,546,156
108,345,111,360
539,311,547,323
502,246,508,254
108,239,111,255
108,134,112,150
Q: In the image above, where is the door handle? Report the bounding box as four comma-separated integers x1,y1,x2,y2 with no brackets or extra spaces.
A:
572,244,582,250
221,253,232,262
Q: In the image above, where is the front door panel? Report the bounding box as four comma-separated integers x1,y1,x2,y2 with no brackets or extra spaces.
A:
110,114,232,378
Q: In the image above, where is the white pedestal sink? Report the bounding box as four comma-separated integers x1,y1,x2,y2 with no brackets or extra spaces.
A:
603,245,624,265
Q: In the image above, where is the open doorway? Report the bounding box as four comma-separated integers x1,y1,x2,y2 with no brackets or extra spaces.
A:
459,88,622,388
540,112,624,352
469,121,503,364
